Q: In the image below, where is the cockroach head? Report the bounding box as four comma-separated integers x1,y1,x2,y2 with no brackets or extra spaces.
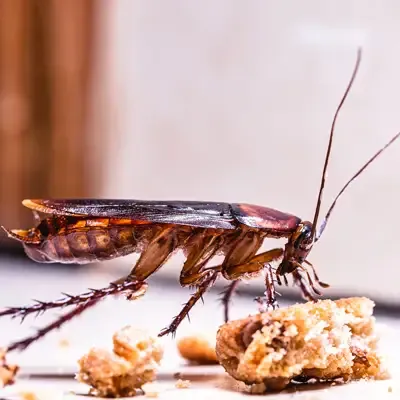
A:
1,225,52,263
276,222,313,275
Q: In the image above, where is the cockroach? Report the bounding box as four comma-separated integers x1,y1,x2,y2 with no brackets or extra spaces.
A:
1,48,400,355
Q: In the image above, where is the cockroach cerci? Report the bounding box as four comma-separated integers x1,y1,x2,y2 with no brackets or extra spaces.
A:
1,48,399,354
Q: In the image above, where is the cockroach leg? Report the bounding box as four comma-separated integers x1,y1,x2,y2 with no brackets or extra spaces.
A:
264,265,279,310
158,271,218,337
6,299,98,352
304,260,330,288
283,274,289,286
293,262,322,296
292,270,316,302
127,226,180,281
179,235,222,286
180,233,221,280
254,265,279,312
0,279,147,322
179,267,221,286
0,279,147,352
220,280,240,322
223,248,284,280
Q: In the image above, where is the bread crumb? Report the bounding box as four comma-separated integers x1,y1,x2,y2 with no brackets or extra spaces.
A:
388,385,393,392
145,391,159,398
175,379,191,389
20,392,38,400
77,326,163,397
177,334,218,364
0,349,19,388
19,389,64,400
58,339,70,348
216,297,388,392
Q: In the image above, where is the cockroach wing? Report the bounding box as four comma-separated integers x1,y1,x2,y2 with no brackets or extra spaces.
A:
22,199,237,229
231,203,301,233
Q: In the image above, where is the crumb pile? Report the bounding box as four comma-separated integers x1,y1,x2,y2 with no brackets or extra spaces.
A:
77,326,163,398
0,349,19,388
177,334,218,365
216,297,388,391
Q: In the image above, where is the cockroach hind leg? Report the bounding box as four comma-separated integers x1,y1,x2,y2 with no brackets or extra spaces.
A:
0,280,147,322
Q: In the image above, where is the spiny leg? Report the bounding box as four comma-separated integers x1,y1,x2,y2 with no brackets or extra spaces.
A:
0,279,147,321
179,231,222,286
218,247,284,316
127,226,181,281
256,265,279,313
304,260,330,288
293,261,322,296
158,271,218,337
220,280,240,323
7,299,97,352
222,248,283,280
292,269,316,302
1,279,147,353
161,236,282,335
293,260,330,296
212,232,273,321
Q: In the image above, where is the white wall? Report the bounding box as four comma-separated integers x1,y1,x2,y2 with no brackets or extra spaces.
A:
89,1,400,302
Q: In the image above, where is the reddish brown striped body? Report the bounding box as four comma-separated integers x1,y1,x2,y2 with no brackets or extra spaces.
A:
18,204,302,269
29,216,191,265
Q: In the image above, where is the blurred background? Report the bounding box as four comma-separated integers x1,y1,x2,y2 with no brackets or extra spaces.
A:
1,0,400,366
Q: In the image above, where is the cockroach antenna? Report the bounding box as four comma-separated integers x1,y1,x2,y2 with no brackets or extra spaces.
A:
310,47,400,242
310,47,362,241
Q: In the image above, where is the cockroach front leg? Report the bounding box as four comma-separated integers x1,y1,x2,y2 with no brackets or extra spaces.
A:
255,265,279,312
223,248,284,280
291,269,316,302
222,248,283,314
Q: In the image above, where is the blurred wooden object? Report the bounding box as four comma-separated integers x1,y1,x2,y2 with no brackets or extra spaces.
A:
0,0,30,236
0,0,98,250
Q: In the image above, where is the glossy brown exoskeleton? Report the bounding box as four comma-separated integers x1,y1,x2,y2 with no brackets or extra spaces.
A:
1,48,400,354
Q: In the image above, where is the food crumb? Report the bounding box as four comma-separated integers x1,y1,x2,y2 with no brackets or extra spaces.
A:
20,392,38,400
0,349,19,388
58,339,70,348
175,379,191,389
77,326,163,398
388,385,393,392
19,389,64,400
145,391,159,398
216,297,387,391
177,334,218,364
